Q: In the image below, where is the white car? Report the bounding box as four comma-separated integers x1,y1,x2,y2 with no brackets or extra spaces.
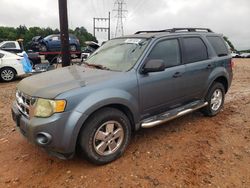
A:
241,53,250,58
0,50,25,82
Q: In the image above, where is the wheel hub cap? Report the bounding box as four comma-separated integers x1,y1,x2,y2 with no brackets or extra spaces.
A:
210,89,223,111
1,70,14,81
93,121,124,156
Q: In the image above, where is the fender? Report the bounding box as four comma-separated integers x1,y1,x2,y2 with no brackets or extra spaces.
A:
74,88,140,121
203,66,230,97
62,88,140,152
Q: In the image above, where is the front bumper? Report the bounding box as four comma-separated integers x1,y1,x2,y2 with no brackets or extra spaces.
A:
11,101,87,159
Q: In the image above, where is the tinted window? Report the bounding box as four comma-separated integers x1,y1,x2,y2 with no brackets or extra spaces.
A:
183,37,208,63
207,36,229,57
2,42,16,49
147,39,181,68
0,53,4,58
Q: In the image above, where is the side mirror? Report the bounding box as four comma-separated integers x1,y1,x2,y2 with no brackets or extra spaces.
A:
142,59,165,74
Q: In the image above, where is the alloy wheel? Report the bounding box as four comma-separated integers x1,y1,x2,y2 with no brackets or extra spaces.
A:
93,121,124,156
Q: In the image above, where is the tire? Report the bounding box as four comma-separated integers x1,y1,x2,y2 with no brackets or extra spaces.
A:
78,107,131,165
0,67,16,82
39,44,47,52
201,82,225,116
70,44,77,52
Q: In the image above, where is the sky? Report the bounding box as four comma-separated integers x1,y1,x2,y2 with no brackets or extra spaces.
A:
0,0,249,50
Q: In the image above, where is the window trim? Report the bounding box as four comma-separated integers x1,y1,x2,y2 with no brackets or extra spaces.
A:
2,42,16,49
181,36,209,64
139,37,183,73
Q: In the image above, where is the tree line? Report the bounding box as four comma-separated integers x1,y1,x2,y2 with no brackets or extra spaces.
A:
0,25,97,49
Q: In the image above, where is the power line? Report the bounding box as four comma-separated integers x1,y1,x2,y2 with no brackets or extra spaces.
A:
113,0,127,37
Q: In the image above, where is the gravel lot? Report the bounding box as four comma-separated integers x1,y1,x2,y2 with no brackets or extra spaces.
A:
0,59,249,188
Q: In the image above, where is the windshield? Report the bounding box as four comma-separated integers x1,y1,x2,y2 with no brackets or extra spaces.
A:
85,38,150,72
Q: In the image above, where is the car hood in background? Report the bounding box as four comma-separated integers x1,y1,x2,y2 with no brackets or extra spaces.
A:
17,65,120,98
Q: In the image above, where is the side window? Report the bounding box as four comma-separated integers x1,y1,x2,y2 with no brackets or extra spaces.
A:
147,39,181,68
52,36,59,41
183,37,208,64
0,53,4,58
2,42,16,49
207,36,229,57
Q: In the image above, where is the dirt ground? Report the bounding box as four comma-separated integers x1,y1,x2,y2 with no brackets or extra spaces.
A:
0,59,249,188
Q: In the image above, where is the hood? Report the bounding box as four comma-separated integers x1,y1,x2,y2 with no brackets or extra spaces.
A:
17,65,120,98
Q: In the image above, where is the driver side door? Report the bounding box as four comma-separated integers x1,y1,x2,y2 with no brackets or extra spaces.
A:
137,38,186,118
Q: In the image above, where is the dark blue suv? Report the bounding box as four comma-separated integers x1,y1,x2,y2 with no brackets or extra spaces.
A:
39,34,80,52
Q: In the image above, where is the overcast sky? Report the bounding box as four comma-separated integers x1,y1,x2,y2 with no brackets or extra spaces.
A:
0,0,249,50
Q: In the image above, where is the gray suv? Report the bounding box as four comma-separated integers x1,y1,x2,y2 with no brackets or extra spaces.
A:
12,28,233,164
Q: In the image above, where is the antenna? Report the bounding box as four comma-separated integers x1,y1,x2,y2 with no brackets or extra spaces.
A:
113,0,127,37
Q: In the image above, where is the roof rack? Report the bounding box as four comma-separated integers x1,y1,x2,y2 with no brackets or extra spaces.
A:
135,28,213,34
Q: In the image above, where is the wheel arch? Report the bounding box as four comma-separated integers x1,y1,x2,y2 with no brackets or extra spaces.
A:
213,76,228,93
0,66,18,75
74,103,137,153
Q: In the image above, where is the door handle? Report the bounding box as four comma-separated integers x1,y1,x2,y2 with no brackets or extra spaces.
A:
173,72,182,78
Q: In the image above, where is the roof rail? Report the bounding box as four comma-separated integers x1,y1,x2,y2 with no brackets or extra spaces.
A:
135,28,213,34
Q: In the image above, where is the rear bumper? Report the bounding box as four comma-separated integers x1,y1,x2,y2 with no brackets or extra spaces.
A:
11,101,87,159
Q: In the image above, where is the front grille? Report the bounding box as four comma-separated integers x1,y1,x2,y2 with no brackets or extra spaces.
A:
16,90,35,118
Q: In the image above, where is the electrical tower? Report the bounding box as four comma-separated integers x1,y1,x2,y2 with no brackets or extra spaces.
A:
93,12,111,40
113,0,127,37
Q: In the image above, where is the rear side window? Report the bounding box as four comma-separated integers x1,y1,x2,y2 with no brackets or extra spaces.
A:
2,42,16,49
147,39,181,68
207,36,229,57
0,53,4,58
183,37,208,64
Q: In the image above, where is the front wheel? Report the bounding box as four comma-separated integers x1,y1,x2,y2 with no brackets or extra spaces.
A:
201,82,225,116
39,44,47,52
70,44,77,51
78,107,131,165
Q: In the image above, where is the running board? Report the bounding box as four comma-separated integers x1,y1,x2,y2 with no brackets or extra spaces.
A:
141,101,208,128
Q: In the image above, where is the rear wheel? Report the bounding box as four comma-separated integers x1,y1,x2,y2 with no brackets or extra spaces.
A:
0,67,16,82
78,107,131,165
201,82,225,116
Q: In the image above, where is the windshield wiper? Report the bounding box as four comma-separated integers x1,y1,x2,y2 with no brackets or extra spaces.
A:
83,62,111,70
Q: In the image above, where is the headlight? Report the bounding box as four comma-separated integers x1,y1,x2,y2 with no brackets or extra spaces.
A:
33,98,66,117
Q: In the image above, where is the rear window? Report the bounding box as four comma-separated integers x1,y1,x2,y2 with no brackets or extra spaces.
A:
183,37,208,64
2,42,16,49
207,36,229,57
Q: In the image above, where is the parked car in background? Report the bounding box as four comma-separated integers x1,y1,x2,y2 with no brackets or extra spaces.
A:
28,36,43,52
0,40,23,53
231,51,241,58
240,53,250,58
0,40,41,65
0,50,25,82
39,34,81,52
81,41,100,61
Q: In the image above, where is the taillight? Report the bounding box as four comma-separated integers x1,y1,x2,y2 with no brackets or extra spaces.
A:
230,59,234,69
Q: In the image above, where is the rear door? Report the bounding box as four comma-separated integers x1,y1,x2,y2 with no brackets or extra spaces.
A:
180,36,212,101
137,38,186,118
48,35,61,51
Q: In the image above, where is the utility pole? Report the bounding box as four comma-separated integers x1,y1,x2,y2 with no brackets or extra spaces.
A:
93,12,111,41
58,0,70,67
113,0,127,37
